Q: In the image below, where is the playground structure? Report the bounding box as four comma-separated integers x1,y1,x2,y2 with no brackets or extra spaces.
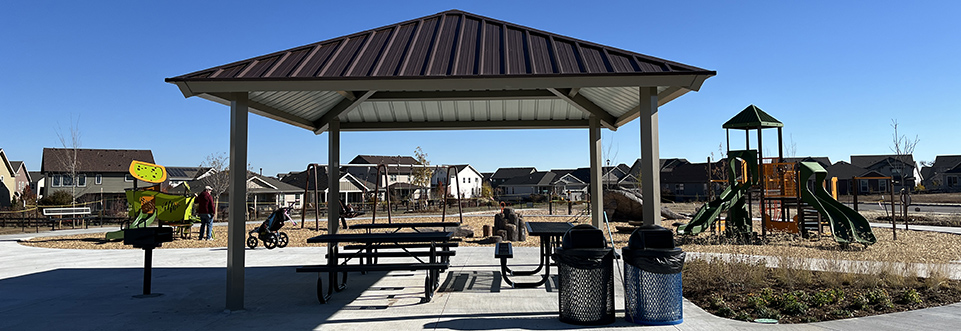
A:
299,163,465,230
677,105,876,246
105,161,197,240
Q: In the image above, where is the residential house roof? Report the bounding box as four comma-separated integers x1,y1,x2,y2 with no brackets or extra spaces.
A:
166,166,204,180
930,155,961,175
10,161,30,181
492,167,536,180
349,155,420,175
826,161,871,180
280,166,329,190
500,171,557,187
41,148,154,173
661,162,710,183
246,172,303,194
850,154,916,170
0,149,14,177
722,104,784,129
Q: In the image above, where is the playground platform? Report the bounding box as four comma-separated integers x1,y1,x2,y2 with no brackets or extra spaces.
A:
1,227,960,330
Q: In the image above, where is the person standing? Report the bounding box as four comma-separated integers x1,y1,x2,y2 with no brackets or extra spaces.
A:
197,186,216,240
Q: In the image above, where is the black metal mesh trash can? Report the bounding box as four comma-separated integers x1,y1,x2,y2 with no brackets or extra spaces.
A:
622,225,685,325
552,224,615,325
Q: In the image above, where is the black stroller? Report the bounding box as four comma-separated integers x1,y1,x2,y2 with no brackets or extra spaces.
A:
246,206,292,249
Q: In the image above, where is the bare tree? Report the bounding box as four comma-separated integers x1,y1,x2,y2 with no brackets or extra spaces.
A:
54,116,82,206
198,152,229,220
888,119,919,191
888,119,919,232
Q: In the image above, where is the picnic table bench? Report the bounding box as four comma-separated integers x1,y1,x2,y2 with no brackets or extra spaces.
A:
297,231,456,303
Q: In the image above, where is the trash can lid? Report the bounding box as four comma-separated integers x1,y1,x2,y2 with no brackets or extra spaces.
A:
628,224,675,250
562,224,607,249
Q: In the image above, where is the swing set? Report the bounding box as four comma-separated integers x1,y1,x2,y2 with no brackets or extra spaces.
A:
299,163,465,231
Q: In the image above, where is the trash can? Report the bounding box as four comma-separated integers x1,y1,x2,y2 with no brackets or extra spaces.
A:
552,224,615,325
622,224,685,325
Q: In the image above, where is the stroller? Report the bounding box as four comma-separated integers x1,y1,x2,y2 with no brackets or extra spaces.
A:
246,206,292,249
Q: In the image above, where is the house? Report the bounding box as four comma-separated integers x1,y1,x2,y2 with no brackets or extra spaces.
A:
279,165,375,208
9,161,31,202
850,154,917,191
921,155,961,192
171,170,304,214
497,171,557,202
659,160,714,202
825,161,890,195
549,169,588,201
165,166,205,189
0,149,14,207
40,148,157,210
28,171,44,200
431,164,484,199
347,155,430,200
490,167,536,189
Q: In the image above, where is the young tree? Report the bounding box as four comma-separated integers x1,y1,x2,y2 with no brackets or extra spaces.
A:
411,147,433,206
54,116,82,206
888,119,919,191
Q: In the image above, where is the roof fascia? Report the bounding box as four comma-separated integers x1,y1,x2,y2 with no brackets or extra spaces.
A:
333,119,591,132
172,73,713,95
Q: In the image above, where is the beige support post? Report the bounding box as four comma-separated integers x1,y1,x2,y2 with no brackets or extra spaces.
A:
589,116,603,227
226,92,248,311
639,87,660,226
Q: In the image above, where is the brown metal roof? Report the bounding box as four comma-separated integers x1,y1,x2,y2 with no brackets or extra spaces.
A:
169,10,709,81
166,9,715,134
41,148,155,173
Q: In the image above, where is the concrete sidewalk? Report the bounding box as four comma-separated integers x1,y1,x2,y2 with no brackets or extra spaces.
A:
1,229,960,330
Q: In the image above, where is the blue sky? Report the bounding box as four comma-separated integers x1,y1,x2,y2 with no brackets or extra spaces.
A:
3,1,959,176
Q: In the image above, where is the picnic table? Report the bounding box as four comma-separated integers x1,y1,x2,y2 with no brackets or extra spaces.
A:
496,222,573,288
297,231,456,303
349,221,461,233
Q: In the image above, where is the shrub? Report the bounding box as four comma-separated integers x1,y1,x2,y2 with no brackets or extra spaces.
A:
849,293,870,311
866,288,894,309
900,288,922,305
38,190,74,206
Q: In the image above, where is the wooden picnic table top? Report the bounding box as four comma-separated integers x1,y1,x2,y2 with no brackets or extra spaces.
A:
306,231,453,244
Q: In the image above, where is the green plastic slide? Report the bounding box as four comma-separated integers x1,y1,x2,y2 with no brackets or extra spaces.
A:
678,150,756,236
798,162,876,246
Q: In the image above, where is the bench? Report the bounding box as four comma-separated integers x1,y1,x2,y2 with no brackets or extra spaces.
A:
300,232,456,303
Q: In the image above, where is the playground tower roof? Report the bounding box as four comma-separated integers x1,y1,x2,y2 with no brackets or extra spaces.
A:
723,104,783,129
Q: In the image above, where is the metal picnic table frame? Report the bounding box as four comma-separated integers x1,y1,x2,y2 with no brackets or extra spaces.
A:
499,222,573,288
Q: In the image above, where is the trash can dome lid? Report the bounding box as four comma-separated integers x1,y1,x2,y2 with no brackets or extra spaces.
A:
562,224,607,249
628,224,675,250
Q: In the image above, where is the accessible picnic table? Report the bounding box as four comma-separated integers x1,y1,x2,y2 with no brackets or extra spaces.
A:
496,221,573,288
298,231,455,303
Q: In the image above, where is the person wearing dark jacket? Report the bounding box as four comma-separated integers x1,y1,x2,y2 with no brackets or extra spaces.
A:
196,186,216,240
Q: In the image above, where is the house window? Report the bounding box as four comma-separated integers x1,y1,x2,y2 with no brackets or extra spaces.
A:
948,176,959,187
389,174,397,181
77,174,86,187
675,184,685,192
52,175,61,187
125,174,134,182
879,180,887,193
95,174,102,185
62,174,74,186
860,179,868,193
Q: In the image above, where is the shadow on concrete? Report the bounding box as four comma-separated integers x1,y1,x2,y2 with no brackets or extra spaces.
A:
0,266,381,330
